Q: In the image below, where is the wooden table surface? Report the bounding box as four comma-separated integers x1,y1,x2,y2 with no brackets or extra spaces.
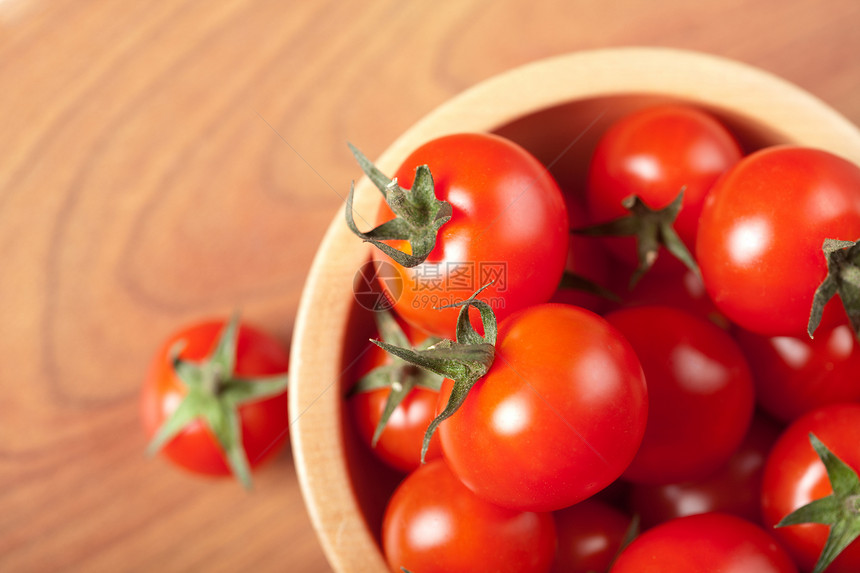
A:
3,1,860,571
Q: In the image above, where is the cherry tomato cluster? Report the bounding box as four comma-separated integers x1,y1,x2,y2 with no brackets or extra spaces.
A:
345,104,860,573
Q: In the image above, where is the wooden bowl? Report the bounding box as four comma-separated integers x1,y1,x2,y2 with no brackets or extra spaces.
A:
289,47,860,572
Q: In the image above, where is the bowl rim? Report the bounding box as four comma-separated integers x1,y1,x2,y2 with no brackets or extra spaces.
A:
289,46,860,573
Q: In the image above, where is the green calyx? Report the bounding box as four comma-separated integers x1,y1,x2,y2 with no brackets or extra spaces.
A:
808,238,860,339
145,313,289,490
370,283,498,463
777,433,860,573
345,143,452,268
574,189,700,287
348,309,443,447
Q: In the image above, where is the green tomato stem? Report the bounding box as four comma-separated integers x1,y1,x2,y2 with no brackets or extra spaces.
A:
369,284,499,463
345,143,452,268
776,433,860,573
573,189,700,287
348,309,443,447
808,237,860,340
145,312,289,490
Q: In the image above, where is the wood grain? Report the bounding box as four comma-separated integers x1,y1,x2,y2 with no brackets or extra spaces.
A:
2,1,859,571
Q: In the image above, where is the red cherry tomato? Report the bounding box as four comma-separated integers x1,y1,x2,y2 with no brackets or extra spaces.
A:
610,513,798,573
350,384,442,474
734,320,860,423
140,319,290,480
605,305,755,484
628,413,783,528
550,498,632,573
587,104,742,267
761,403,860,573
348,327,443,473
382,459,557,573
438,303,648,512
696,145,860,337
374,132,569,338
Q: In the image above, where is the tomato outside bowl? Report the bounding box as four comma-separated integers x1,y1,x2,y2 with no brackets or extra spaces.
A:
289,47,860,573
